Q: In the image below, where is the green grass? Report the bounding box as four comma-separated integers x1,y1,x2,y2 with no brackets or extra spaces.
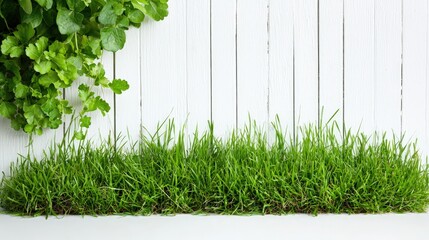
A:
1,117,428,216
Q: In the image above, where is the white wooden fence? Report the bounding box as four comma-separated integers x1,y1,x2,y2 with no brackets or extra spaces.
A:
1,0,429,174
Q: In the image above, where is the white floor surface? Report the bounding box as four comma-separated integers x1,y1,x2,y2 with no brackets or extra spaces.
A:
1,213,428,240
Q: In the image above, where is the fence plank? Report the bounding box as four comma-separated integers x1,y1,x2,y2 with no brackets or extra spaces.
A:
294,0,319,131
211,0,237,137
0,121,28,175
374,0,402,134
186,0,211,133
403,0,428,158
115,28,142,142
0,122,63,176
319,0,344,128
237,0,269,127
140,0,187,134
344,0,375,133
2,0,429,169
269,0,294,137
427,1,429,158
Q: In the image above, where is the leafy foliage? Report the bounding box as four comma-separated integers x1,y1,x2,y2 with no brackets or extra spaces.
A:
0,0,168,135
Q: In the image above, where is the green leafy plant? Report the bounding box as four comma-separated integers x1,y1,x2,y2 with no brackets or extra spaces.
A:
1,119,428,216
0,0,168,135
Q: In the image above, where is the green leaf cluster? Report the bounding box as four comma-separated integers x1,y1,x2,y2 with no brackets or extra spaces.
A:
0,0,168,135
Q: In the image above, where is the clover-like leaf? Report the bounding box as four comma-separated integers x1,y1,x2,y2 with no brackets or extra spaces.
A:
1,36,24,58
100,27,126,52
66,0,86,12
39,71,60,87
26,37,49,62
34,0,53,9
23,104,44,125
34,61,52,74
0,0,169,134
99,2,117,25
109,79,129,94
128,9,145,23
78,84,93,102
95,96,110,115
41,98,61,120
14,83,30,98
80,115,91,128
18,0,32,14
13,23,35,43
74,130,86,140
132,0,168,21
0,102,16,118
56,8,84,35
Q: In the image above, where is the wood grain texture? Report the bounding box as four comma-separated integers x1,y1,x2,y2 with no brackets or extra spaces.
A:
140,0,187,134
115,28,142,141
319,0,343,128
0,119,28,176
236,0,269,127
211,0,237,137
186,0,211,133
403,0,428,157
269,0,294,137
344,0,375,133
2,0,429,172
374,0,402,134
293,0,319,131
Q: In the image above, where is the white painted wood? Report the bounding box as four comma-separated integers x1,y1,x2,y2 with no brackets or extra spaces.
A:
211,0,237,137
0,120,28,176
293,0,319,131
236,0,269,127
344,0,375,133
269,0,294,138
403,0,428,158
140,0,187,135
0,119,63,176
420,2,429,159
319,0,344,129
374,0,402,134
115,28,142,142
2,0,429,169
186,0,211,134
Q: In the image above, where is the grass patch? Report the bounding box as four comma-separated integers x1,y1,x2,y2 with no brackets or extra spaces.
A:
1,118,428,216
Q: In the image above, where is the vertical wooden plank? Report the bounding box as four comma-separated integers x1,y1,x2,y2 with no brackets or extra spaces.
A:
294,0,319,129
344,0,375,133
374,0,402,134
0,120,63,176
211,0,237,137
319,0,344,127
0,122,27,176
269,0,294,134
403,0,428,158
115,28,142,142
237,0,269,127
427,0,429,159
140,0,187,134
186,0,211,133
